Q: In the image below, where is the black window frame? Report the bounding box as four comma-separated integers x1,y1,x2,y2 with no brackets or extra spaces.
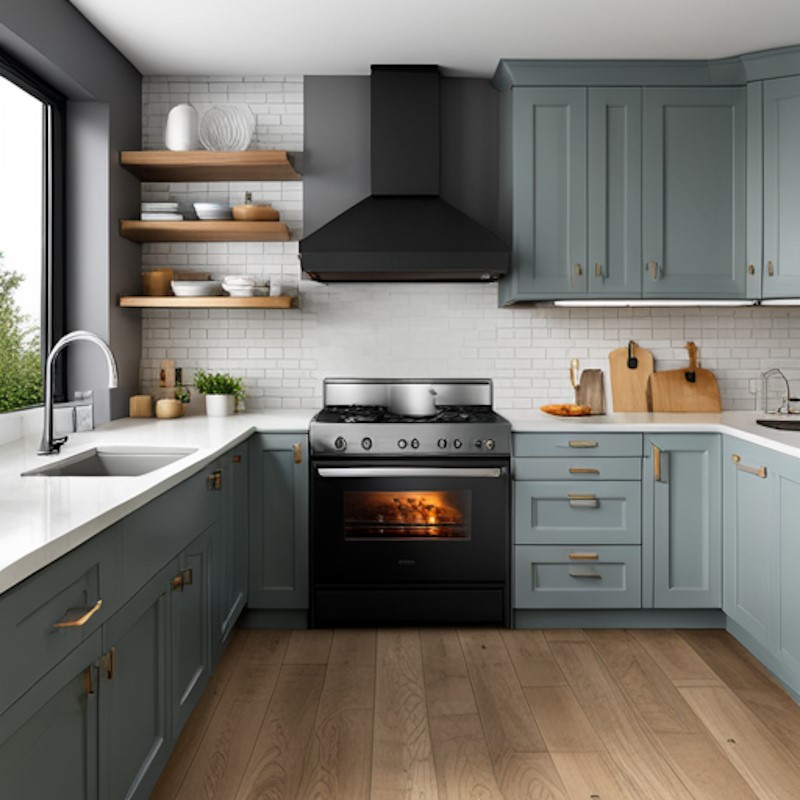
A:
0,48,66,405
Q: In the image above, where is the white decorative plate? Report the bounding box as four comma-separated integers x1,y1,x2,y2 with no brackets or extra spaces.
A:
198,105,255,151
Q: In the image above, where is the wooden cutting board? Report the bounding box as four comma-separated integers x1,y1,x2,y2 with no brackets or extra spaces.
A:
649,342,722,412
570,359,605,414
609,341,654,412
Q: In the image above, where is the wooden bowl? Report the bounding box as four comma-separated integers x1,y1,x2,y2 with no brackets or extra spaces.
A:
232,204,279,221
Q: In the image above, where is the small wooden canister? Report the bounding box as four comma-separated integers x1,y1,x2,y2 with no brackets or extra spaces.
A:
155,398,184,419
142,269,174,296
129,395,154,418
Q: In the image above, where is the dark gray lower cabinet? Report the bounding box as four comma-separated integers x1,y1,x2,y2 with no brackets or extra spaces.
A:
249,433,309,610
0,633,101,800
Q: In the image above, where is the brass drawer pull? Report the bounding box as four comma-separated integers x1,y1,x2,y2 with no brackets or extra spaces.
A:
768,260,775,277
103,647,116,681
747,264,756,276
595,262,604,280
53,598,103,629
569,566,602,579
568,440,599,449
647,260,660,280
568,493,598,508
293,443,303,464
575,263,583,277
568,552,599,560
731,454,767,479
569,467,600,475
171,567,194,591
232,454,242,464
207,470,222,491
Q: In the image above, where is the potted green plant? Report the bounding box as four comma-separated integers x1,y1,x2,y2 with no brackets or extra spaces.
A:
193,369,245,417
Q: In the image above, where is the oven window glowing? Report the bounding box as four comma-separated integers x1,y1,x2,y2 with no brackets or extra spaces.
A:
343,491,471,540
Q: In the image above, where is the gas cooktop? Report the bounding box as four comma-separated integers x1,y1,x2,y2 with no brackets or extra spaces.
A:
314,405,505,425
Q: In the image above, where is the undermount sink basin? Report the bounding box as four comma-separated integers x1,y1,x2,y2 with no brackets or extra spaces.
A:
22,447,197,477
756,418,800,431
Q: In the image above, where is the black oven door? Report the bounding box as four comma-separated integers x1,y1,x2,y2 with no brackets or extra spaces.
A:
311,458,510,586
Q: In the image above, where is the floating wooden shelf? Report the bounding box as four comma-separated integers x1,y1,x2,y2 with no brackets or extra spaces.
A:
120,150,301,182
120,220,291,243
119,295,297,309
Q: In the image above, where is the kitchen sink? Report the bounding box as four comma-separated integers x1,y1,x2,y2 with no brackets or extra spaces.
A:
22,447,197,477
756,419,800,431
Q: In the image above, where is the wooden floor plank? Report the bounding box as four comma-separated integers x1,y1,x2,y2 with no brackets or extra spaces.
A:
296,630,376,800
371,630,439,800
283,628,334,665
551,752,640,800
419,629,503,799
175,630,289,800
234,664,327,800
542,629,588,643
631,629,723,687
524,686,604,753
549,640,693,799
501,630,567,687
681,629,800,762
151,630,248,800
681,685,800,800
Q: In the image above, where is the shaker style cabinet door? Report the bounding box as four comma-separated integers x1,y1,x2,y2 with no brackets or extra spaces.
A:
762,75,800,298
642,87,746,298
645,434,722,608
502,87,587,300
587,87,642,297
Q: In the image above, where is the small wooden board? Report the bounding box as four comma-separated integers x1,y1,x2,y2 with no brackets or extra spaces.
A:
609,342,654,412
649,342,722,413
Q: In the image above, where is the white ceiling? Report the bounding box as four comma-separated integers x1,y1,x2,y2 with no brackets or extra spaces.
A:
69,0,800,78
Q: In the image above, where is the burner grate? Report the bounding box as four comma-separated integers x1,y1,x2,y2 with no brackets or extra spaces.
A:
318,405,500,425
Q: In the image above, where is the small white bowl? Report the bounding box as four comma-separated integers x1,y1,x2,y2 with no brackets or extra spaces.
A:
222,284,254,297
193,202,232,220
171,280,223,297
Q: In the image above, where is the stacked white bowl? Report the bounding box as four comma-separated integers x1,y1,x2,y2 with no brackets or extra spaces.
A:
221,275,270,297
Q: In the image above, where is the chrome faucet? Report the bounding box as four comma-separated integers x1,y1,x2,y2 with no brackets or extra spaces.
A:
38,331,118,455
761,368,791,415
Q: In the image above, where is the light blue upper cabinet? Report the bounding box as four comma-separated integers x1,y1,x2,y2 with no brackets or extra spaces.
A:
642,88,747,298
762,75,800,297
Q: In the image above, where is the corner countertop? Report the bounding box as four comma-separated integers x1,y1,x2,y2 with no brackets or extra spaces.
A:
3,407,800,597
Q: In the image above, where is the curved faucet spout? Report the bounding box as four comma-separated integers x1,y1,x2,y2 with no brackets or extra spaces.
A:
38,330,118,456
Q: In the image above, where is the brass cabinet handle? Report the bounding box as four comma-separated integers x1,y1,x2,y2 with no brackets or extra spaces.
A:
569,566,602,579
652,444,669,483
207,470,222,491
171,574,184,591
568,440,599,449
768,260,775,277
568,552,599,560
569,467,600,475
84,667,94,696
748,264,756,276
731,454,767,479
647,260,660,280
567,493,598,508
53,598,103,629
293,443,303,464
575,263,583,277
232,454,242,464
171,568,193,592
595,262,604,280
102,647,116,681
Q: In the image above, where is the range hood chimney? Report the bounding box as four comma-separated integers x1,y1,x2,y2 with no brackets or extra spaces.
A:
299,66,509,282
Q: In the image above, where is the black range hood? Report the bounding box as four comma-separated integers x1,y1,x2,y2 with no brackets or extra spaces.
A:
299,66,509,282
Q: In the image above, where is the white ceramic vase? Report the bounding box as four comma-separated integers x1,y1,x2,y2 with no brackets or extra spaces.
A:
205,394,236,417
165,104,200,151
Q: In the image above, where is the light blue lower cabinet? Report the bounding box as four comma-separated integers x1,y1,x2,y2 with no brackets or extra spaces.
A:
514,544,641,609
0,633,101,800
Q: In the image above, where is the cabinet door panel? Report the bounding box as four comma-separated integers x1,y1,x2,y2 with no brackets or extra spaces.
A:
0,634,100,800
648,434,721,608
776,465,800,684
643,88,746,297
588,87,642,296
511,87,587,297
763,75,800,297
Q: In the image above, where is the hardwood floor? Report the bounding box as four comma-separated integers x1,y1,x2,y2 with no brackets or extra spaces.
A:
152,629,800,799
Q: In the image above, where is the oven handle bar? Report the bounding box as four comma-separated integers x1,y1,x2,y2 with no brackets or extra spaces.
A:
316,467,505,479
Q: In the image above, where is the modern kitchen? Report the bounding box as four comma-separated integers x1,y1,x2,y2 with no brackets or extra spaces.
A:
3,1,800,798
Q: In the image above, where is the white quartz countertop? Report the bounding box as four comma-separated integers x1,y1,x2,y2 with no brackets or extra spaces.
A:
3,406,800,596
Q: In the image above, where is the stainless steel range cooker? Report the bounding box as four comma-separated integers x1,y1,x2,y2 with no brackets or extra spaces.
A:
309,378,511,627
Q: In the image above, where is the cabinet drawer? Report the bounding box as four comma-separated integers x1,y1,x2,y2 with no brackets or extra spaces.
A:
514,457,641,481
513,433,643,458
0,527,121,715
515,481,641,545
514,545,641,609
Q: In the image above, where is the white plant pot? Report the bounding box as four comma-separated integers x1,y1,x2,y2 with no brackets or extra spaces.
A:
165,104,200,151
204,394,236,417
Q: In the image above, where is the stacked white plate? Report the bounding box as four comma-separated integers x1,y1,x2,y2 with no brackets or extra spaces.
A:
171,280,223,297
221,275,269,297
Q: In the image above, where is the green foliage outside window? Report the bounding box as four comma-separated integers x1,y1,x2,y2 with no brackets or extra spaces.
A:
0,254,43,412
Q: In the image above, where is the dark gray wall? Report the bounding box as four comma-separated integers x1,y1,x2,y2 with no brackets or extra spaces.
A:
0,0,141,422
304,75,501,238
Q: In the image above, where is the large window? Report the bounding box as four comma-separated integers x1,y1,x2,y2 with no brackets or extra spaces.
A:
0,53,63,413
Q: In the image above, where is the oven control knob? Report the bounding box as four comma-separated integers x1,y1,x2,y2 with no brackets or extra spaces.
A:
485,439,496,450
334,436,347,451
398,439,408,449
437,438,448,449
453,439,463,449
361,437,373,451
474,439,483,449
410,438,420,449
